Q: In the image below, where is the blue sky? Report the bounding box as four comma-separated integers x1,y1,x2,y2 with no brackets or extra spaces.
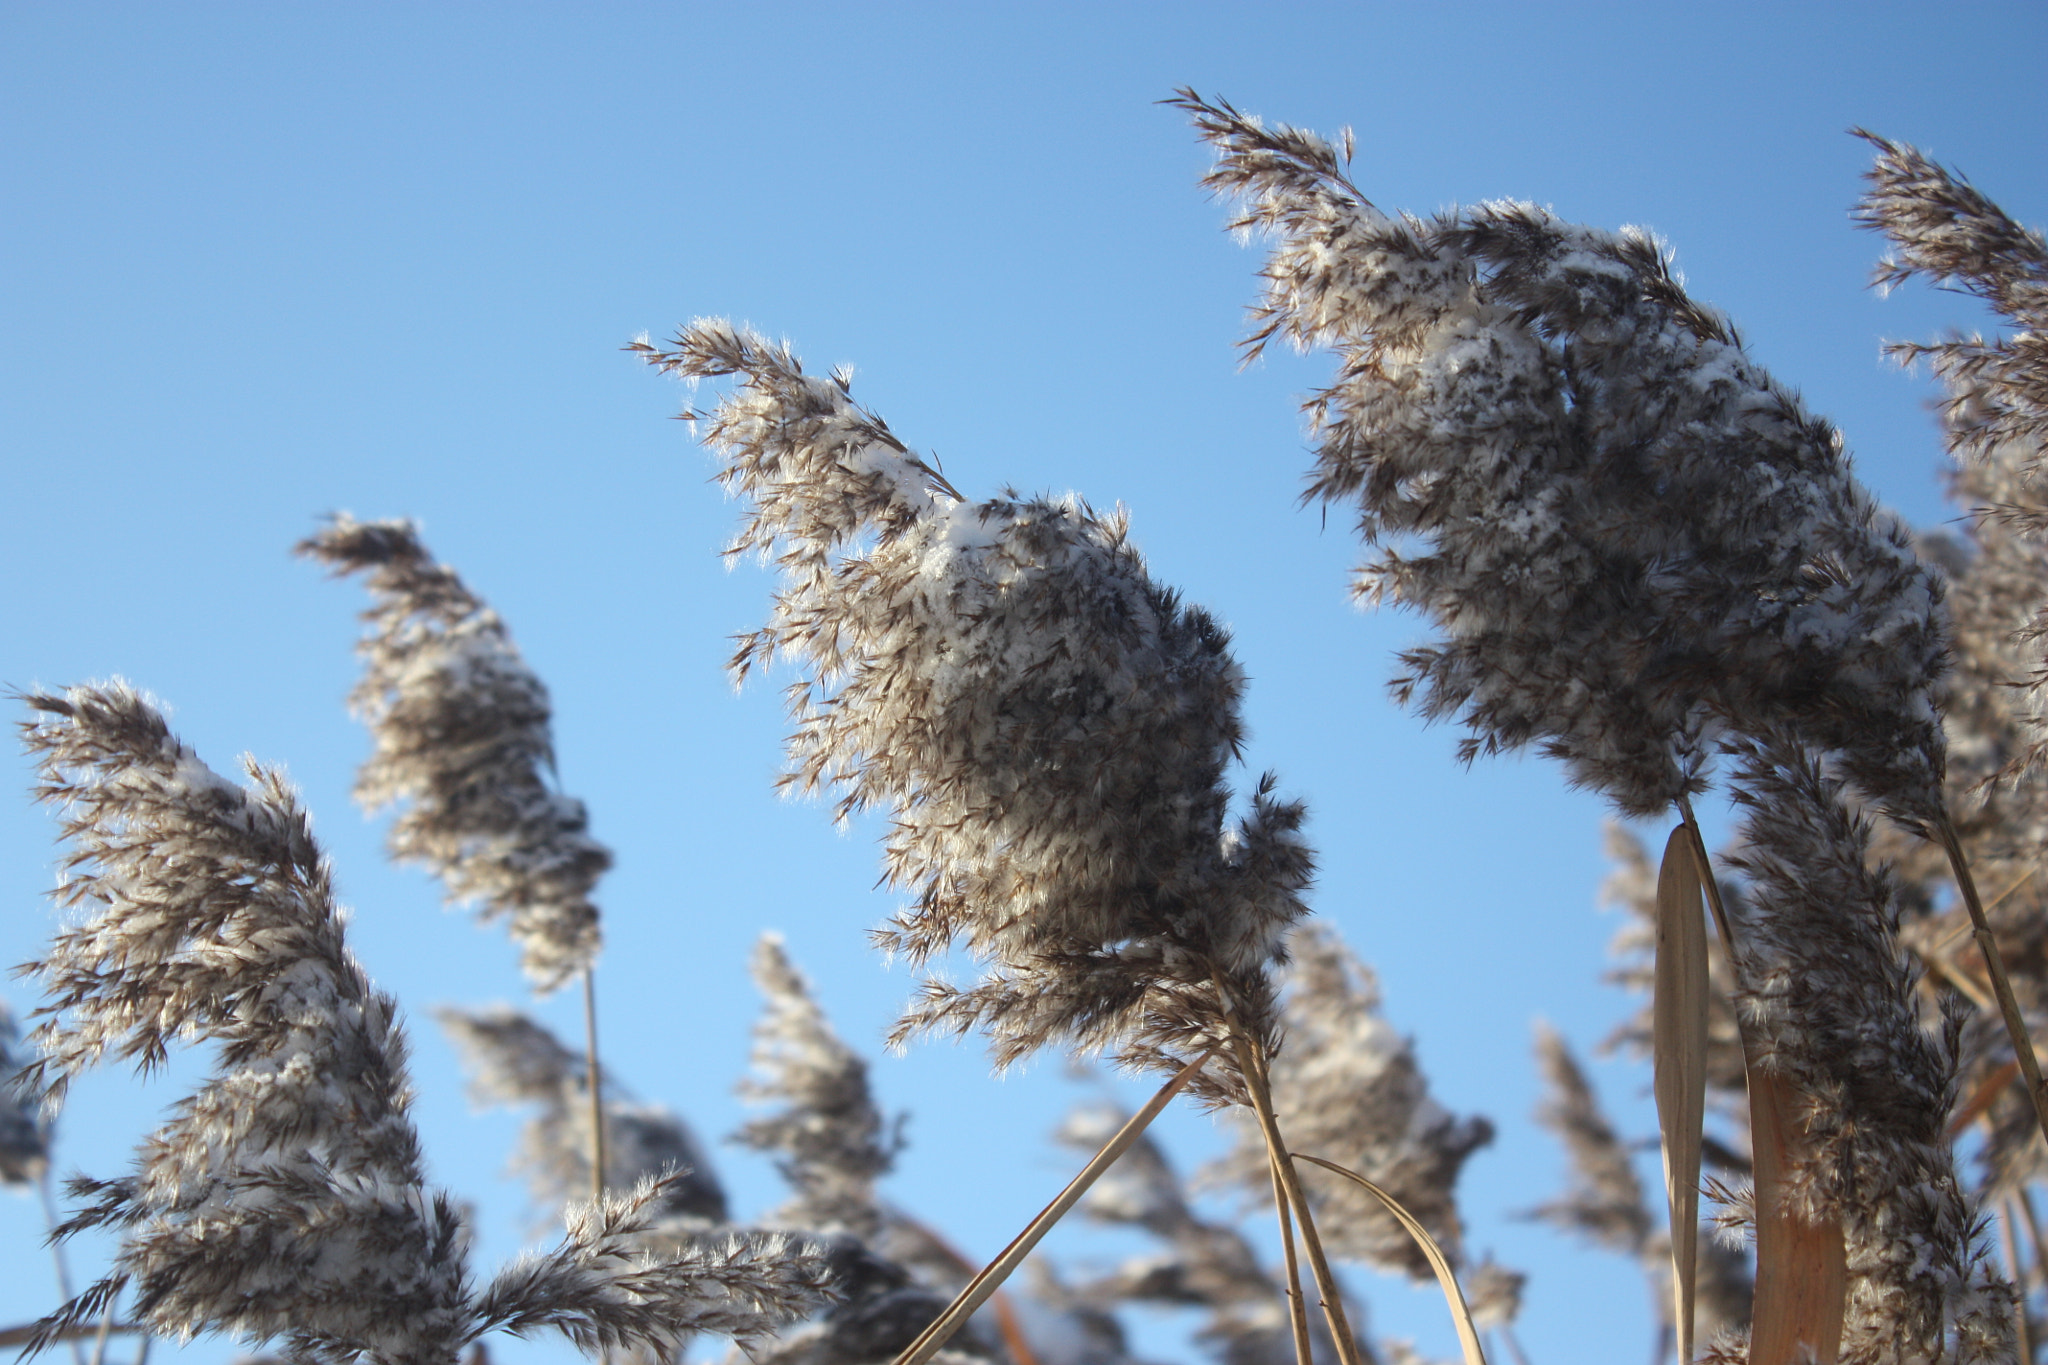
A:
4,5,2045,1365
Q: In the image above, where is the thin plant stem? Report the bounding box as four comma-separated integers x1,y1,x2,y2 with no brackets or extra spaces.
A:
1930,867,2040,958
2001,1194,2034,1365
39,1170,86,1365
1229,1029,1363,1365
132,1329,150,1365
583,965,607,1365
889,1046,1217,1365
86,1299,114,1365
2023,1188,2048,1279
1205,965,1363,1365
583,964,605,1210
1498,1324,1532,1365
1266,1145,1315,1365
889,1212,1042,1365
1934,813,2048,1147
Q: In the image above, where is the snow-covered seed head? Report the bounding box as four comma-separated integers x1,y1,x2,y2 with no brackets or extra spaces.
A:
298,515,608,993
18,685,829,1365
1180,92,1952,829
635,322,1314,1101
18,682,474,1365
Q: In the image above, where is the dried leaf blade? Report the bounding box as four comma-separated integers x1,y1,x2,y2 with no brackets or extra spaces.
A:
1654,824,1708,1364
1295,1153,1485,1365
1746,1068,1846,1365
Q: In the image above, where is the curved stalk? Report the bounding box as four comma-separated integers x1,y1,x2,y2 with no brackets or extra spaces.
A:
1935,813,2048,1147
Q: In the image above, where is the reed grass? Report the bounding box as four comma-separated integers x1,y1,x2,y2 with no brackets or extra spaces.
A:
9,88,2048,1365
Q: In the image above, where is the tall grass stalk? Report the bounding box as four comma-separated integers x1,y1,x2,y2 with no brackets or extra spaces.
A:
888,1048,1216,1365
1936,815,2048,1144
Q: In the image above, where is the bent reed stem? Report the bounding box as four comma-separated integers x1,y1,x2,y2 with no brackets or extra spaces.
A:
1934,813,2048,1147
1266,1146,1315,1365
889,1046,1218,1365
1228,1029,1363,1365
583,965,605,1211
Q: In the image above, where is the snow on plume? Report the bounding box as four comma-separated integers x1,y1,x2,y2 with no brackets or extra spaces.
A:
633,320,1314,1103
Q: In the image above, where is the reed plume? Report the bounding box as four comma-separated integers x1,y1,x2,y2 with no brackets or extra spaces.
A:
631,322,1313,1104
735,934,898,1243
1712,733,2010,1365
1182,91,2025,1364
1529,1024,1751,1355
297,515,608,993
17,683,827,1365
1858,133,2048,480
1859,133,2048,1330
438,1006,726,1227
1175,91,1951,829
735,936,998,1365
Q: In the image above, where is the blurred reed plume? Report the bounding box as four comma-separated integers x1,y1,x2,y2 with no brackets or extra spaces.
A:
1204,927,1491,1283
0,1002,46,1190
735,934,899,1244
438,1006,727,1228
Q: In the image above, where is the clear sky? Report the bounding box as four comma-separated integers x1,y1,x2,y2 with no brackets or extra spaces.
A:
4,5,2045,1365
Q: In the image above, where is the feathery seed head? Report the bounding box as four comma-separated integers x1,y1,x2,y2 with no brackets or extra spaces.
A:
636,322,1314,1101
18,682,474,1365
1181,92,1952,827
19,686,825,1364
1858,131,2048,471
1527,1024,1652,1257
1722,731,2011,1363
298,515,607,992
1861,135,2048,807
470,1175,833,1359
